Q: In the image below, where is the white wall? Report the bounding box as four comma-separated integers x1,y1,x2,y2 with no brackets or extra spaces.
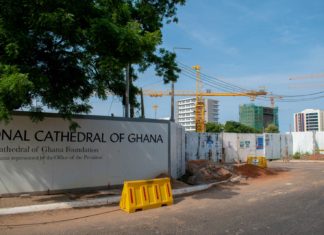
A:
279,134,293,158
222,133,293,162
185,132,222,162
185,132,199,161
237,134,257,162
170,123,185,179
264,134,281,160
222,133,256,163
291,131,324,154
315,132,324,153
0,114,169,195
291,132,314,154
255,134,265,156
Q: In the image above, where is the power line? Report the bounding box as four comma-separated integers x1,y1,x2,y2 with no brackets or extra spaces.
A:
177,61,324,103
178,62,248,92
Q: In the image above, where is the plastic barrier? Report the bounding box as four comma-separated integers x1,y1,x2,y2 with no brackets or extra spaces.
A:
120,177,173,213
247,156,267,168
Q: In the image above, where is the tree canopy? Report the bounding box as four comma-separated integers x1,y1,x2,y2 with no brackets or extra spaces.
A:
264,123,279,133
224,121,260,133
205,121,261,133
0,0,185,121
206,122,224,133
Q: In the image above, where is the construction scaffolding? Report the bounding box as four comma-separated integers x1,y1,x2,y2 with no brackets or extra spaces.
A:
239,104,279,132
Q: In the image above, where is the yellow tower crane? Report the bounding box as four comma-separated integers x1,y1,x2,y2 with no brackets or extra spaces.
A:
192,65,205,132
143,89,267,97
142,89,267,133
143,65,267,133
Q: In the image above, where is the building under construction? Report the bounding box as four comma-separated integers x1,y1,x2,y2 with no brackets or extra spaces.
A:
239,104,279,132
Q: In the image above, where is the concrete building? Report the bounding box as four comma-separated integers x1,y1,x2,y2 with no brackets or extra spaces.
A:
175,98,219,131
239,104,279,132
294,109,324,132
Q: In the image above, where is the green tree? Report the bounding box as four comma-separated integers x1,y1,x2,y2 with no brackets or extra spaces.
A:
264,123,279,133
224,121,260,133
206,122,224,133
0,0,185,122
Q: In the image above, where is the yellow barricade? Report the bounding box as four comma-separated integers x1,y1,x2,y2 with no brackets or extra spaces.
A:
119,177,173,213
247,156,267,168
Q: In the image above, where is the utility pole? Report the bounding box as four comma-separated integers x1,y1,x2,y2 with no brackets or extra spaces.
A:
140,88,145,118
170,82,175,121
125,64,130,118
130,70,134,118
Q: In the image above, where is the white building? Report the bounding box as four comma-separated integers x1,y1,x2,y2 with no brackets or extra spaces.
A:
175,98,219,131
294,109,324,132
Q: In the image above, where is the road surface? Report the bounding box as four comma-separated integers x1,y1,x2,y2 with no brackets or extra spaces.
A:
1,162,324,235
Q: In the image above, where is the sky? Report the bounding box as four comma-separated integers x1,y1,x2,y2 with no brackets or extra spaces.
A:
90,0,324,133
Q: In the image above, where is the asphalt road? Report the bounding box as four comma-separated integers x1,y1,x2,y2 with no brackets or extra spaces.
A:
1,162,324,235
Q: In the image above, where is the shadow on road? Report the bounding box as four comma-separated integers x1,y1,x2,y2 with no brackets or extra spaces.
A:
191,182,244,200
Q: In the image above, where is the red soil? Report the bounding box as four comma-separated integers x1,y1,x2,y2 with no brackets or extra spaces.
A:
233,164,285,178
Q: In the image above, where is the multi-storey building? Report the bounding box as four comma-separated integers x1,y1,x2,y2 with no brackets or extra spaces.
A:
175,98,219,132
294,109,324,132
239,104,279,132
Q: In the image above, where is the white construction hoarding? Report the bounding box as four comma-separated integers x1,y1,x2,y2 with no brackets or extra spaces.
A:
0,113,169,195
170,123,185,179
291,132,314,154
315,132,324,153
222,133,293,162
222,133,256,163
185,132,222,162
264,134,281,160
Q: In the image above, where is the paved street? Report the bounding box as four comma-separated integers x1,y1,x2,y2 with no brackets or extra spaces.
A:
1,162,324,235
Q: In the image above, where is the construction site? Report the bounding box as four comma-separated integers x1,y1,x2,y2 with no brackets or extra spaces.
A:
1,1,324,234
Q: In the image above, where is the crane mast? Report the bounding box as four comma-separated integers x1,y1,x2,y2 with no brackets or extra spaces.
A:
192,65,205,133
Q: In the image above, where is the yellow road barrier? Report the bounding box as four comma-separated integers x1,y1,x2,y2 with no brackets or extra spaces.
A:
247,156,267,168
120,177,173,213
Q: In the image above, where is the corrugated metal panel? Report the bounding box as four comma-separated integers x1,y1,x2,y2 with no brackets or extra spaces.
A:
237,134,257,162
255,134,264,156
264,133,281,160
223,133,257,163
185,132,222,162
222,133,239,163
170,123,186,178
280,134,292,159
185,132,199,161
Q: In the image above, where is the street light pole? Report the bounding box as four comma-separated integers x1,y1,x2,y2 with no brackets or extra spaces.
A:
152,104,158,119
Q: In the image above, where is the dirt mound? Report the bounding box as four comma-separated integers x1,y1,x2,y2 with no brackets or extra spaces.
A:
186,160,210,174
233,164,279,178
185,160,233,185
